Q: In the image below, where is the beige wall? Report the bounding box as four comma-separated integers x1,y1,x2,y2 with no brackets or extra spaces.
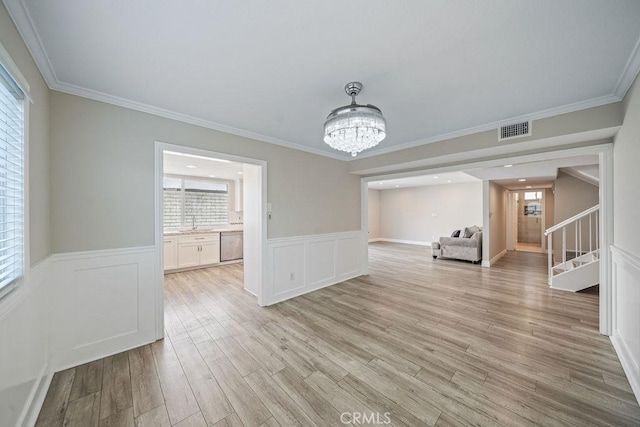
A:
349,103,622,176
378,181,482,244
0,3,50,264
614,74,640,256
488,181,507,260
553,171,599,256
545,187,555,235
367,189,381,240
50,92,361,253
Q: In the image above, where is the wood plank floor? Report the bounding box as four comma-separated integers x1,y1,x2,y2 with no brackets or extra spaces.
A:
36,243,640,426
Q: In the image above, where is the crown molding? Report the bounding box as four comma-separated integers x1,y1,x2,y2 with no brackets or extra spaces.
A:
50,80,347,161
2,0,58,85
4,0,639,163
614,35,640,100
560,167,599,187
350,93,622,161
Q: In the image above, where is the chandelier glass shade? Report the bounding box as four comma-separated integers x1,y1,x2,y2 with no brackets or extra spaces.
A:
323,82,386,157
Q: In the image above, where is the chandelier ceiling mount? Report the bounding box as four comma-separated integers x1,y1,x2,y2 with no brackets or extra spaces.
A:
323,82,386,157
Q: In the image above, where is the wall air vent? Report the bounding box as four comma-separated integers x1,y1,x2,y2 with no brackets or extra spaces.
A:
498,121,531,141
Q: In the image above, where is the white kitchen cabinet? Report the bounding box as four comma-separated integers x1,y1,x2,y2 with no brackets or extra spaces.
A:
176,233,220,269
163,237,178,270
200,241,220,265
177,243,200,268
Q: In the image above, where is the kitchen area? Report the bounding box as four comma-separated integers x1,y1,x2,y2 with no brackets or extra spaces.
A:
162,151,246,273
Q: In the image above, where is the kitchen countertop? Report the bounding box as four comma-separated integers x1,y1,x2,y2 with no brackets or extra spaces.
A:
164,228,243,236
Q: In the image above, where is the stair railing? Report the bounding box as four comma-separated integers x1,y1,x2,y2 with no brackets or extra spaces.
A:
544,205,599,285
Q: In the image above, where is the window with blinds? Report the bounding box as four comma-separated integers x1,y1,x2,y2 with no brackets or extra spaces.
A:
0,64,25,298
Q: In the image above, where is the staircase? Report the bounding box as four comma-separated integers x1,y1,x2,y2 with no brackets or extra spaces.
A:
544,205,599,292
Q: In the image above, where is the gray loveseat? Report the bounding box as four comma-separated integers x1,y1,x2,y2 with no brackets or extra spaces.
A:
431,226,482,263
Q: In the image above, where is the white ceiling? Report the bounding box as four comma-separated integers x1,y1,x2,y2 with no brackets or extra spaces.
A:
368,172,478,190
163,151,244,181
369,155,598,191
7,1,640,159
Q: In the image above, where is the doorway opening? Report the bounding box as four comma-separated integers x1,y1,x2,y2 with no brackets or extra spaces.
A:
154,142,267,339
359,144,613,335
510,189,546,253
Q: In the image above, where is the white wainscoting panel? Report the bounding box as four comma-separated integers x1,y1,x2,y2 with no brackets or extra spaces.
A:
266,231,362,305
272,243,305,296
337,236,361,280
610,245,640,405
0,257,52,427
308,240,335,287
50,246,157,371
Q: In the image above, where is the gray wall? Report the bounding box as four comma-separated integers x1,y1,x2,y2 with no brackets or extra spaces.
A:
367,189,380,240
553,171,599,256
378,182,482,244
50,91,361,253
0,3,50,264
488,181,507,260
614,74,640,256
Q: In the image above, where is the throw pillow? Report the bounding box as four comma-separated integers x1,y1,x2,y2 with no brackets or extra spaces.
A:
451,230,461,238
463,225,480,238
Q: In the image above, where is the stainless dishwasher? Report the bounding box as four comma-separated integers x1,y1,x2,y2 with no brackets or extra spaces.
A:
220,231,243,261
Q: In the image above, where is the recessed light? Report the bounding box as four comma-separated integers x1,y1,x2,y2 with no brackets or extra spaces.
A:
504,164,513,168
186,165,197,169
518,178,526,182
165,151,230,163
238,172,243,175
526,186,532,189
395,185,400,188
447,180,452,183
208,175,216,178
433,176,439,179
379,182,384,185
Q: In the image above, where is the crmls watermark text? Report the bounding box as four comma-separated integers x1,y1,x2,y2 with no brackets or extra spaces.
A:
340,412,392,425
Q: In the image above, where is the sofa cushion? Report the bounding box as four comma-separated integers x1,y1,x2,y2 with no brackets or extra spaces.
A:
439,236,479,247
463,225,481,238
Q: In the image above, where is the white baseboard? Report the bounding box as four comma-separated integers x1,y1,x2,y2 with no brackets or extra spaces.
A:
21,369,53,427
266,270,362,306
370,238,431,246
483,249,507,267
611,333,640,406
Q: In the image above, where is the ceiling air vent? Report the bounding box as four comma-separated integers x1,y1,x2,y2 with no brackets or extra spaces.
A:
498,121,531,141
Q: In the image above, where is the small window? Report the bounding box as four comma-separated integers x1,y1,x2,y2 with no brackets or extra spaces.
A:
0,63,25,298
163,176,229,229
524,191,542,200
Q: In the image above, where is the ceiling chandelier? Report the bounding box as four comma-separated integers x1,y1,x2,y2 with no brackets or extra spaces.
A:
323,82,386,157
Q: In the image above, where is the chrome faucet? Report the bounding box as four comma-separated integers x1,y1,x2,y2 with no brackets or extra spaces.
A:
191,216,197,230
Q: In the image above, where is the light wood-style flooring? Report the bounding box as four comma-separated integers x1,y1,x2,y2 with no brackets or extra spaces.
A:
36,243,640,426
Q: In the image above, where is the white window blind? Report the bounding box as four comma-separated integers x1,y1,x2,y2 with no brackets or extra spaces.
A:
0,64,24,298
